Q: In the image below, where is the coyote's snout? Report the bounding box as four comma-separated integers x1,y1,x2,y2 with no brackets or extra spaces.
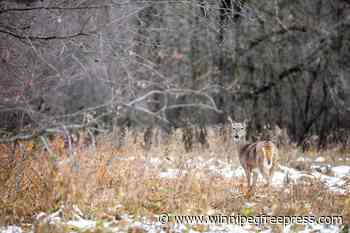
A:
228,117,278,192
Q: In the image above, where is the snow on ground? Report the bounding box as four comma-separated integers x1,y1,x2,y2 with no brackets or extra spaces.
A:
66,218,96,230
284,224,342,233
159,154,350,195
0,226,22,233
159,168,184,179
174,156,350,195
312,172,347,194
1,156,348,233
272,165,314,187
0,213,344,233
332,165,350,177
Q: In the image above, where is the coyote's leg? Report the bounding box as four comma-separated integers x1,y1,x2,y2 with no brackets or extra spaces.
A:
244,168,251,188
243,166,251,190
267,168,273,186
259,164,271,187
262,172,270,186
251,169,258,190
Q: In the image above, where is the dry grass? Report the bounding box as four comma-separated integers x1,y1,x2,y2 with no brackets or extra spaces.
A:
0,129,349,229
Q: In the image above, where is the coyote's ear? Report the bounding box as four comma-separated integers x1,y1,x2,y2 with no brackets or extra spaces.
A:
243,119,249,127
228,116,234,124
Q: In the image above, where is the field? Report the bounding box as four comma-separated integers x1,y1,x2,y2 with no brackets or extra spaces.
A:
0,128,349,233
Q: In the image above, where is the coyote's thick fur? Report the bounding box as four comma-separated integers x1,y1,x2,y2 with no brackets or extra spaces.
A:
229,117,278,191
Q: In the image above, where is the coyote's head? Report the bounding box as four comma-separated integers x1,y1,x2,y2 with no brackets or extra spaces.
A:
228,117,247,143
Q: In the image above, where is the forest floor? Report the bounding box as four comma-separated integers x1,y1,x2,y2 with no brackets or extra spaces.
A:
0,129,349,233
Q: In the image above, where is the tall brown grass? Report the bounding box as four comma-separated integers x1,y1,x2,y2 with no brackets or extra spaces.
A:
0,129,349,227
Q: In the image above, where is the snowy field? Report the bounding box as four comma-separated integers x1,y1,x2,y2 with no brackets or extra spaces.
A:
1,151,348,233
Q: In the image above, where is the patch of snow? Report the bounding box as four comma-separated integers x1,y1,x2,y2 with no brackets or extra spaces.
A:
283,224,295,233
210,164,245,179
159,168,183,179
1,214,344,233
216,166,237,178
148,157,163,166
187,157,232,172
312,172,347,194
279,166,308,177
332,165,350,177
271,170,287,187
121,213,271,233
35,212,47,220
0,226,22,233
298,224,341,233
73,204,84,217
205,158,217,166
209,224,251,233
244,202,254,208
260,229,273,233
185,157,208,169
272,166,313,187
233,166,246,177
311,164,331,174
173,223,189,232
133,221,159,233
115,156,136,161
35,209,63,224
66,219,96,230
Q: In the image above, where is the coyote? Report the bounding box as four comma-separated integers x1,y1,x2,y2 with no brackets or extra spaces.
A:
228,117,278,192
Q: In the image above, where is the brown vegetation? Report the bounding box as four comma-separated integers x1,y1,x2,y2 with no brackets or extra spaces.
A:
1,129,349,230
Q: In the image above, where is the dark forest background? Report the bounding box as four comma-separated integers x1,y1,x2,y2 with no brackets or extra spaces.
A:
1,0,350,149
